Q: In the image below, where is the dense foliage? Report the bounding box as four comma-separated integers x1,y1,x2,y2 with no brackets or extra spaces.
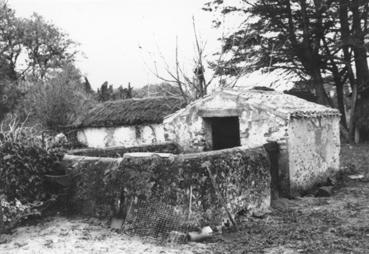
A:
0,1,88,126
0,140,62,202
205,0,369,141
0,120,65,232
17,64,96,130
0,1,78,81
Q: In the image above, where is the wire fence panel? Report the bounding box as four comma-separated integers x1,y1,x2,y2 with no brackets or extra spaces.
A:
122,198,198,242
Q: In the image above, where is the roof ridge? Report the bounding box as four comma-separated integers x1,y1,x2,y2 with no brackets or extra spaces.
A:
221,89,340,118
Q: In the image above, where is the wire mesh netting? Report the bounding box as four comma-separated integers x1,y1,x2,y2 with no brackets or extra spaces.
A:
122,198,199,242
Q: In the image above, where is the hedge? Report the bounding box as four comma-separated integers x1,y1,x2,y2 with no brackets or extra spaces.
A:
0,127,66,233
63,146,271,228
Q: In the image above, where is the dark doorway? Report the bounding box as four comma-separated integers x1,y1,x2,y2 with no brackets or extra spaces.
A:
207,117,241,150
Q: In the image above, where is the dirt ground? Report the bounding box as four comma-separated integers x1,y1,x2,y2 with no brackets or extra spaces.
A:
1,144,369,254
0,217,212,254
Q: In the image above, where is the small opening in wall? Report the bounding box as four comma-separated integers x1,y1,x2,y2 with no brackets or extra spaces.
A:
205,117,241,150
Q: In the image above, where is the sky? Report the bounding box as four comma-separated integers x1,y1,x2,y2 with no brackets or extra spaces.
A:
8,0,221,89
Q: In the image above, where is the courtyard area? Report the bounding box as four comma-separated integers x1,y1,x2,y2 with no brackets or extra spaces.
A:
1,144,369,254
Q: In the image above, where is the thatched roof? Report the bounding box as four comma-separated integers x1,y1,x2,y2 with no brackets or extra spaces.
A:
74,97,186,128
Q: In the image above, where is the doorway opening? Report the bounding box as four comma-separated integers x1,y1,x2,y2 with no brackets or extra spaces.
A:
205,117,241,150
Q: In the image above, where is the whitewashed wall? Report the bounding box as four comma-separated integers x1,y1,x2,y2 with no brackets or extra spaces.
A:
288,117,340,194
164,92,341,196
164,93,289,152
77,124,165,148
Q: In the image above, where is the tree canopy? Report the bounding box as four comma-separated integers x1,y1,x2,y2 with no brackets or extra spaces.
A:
0,1,88,126
0,1,78,81
205,0,369,141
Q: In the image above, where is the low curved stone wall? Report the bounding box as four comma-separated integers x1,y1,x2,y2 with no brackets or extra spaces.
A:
63,146,271,228
67,142,181,157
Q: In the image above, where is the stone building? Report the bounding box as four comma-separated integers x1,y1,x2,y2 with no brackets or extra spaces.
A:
73,97,186,148
164,88,341,196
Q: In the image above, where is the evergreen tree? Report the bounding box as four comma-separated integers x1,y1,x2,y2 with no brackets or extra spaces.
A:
205,0,369,141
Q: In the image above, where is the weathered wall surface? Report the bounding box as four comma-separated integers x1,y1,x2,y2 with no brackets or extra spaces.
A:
238,108,290,197
238,108,288,148
76,124,165,148
164,94,239,152
288,117,340,194
164,91,341,197
165,93,289,151
164,107,209,153
68,142,181,157
164,93,291,196
63,146,271,228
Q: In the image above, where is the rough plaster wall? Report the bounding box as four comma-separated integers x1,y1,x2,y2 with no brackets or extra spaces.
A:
164,93,290,154
288,117,340,194
112,127,137,147
77,124,165,148
164,111,206,152
238,108,288,148
164,94,240,152
238,108,291,196
77,128,109,148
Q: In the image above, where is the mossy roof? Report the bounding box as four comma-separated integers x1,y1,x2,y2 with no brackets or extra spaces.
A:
74,96,186,128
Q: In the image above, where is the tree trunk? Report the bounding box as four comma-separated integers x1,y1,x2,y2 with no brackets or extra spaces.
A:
351,1,369,143
349,82,358,142
0,196,4,234
351,2,369,92
340,0,359,142
311,68,330,105
336,81,347,129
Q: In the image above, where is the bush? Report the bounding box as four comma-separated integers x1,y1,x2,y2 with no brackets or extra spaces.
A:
0,117,65,231
0,197,42,233
17,64,96,131
0,140,62,202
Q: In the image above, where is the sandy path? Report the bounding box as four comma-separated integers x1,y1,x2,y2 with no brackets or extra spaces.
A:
0,217,210,254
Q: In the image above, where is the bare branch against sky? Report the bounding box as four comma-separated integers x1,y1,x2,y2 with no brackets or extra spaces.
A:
8,0,220,89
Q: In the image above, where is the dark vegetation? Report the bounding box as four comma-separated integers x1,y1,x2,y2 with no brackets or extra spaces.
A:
205,0,369,142
0,1,184,132
0,121,67,233
0,1,80,124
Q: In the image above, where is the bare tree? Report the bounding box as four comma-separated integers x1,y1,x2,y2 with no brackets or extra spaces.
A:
147,17,231,103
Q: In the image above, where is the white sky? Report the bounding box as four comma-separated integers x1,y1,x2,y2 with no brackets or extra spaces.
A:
9,0,221,89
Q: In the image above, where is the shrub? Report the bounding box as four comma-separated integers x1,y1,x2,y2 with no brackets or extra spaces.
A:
0,140,62,202
0,197,42,233
16,64,96,131
0,117,65,231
